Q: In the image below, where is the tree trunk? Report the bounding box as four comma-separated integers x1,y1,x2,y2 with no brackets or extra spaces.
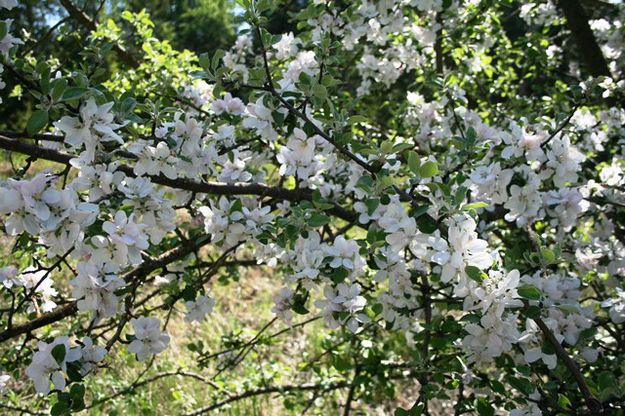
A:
557,0,611,77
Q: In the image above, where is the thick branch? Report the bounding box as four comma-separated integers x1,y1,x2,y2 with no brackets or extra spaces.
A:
0,236,208,343
0,135,356,222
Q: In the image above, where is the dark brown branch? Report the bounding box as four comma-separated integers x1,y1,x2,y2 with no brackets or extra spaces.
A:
0,301,79,343
0,236,209,343
0,135,357,223
58,0,139,68
540,103,580,148
533,317,602,413
343,364,361,416
251,32,443,230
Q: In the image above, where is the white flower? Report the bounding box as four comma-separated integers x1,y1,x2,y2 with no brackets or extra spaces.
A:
0,373,11,396
18,267,58,313
131,140,178,179
288,233,325,283
54,98,124,162
272,287,294,322
218,149,253,183
25,337,82,395
0,19,23,58
466,270,524,318
546,136,586,188
510,402,543,416
377,198,417,250
172,115,204,157
277,128,320,180
70,262,123,319
79,337,106,375
504,173,543,227
273,32,299,60
102,211,150,265
199,197,247,248
602,287,625,324
128,317,170,361
315,283,369,333
430,215,492,289
599,160,624,186
462,312,520,363
0,0,17,9
323,236,366,278
0,173,55,235
523,347,557,369
212,93,245,115
0,265,17,288
469,163,513,205
184,295,216,323
502,122,546,161
543,187,588,230
242,97,285,142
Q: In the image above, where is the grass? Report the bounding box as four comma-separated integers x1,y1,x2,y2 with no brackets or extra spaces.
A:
82,265,344,416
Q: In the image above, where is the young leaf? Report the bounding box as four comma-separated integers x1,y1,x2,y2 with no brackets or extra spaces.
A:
419,161,439,178
518,285,542,300
26,110,49,135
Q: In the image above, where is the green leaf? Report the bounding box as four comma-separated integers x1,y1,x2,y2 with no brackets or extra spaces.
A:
51,344,66,364
525,305,542,319
463,201,489,211
0,21,7,40
212,49,225,70
69,384,86,411
329,267,348,284
365,198,380,215
394,404,423,416
66,362,83,383
465,265,486,282
292,299,309,315
307,212,331,228
62,87,88,101
348,115,368,125
476,398,494,416
407,151,421,174
312,84,327,100
50,401,70,416
372,303,383,315
518,285,542,300
26,110,49,135
540,248,556,263
50,79,68,102
508,376,534,395
419,161,439,178
598,371,617,391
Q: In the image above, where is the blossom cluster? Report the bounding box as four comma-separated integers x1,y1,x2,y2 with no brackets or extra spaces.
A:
0,0,624,414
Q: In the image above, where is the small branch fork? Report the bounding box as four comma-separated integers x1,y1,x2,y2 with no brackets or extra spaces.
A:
0,235,209,343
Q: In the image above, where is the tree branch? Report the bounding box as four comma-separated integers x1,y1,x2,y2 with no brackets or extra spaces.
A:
533,317,602,413
0,135,357,223
0,235,209,343
58,0,139,68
